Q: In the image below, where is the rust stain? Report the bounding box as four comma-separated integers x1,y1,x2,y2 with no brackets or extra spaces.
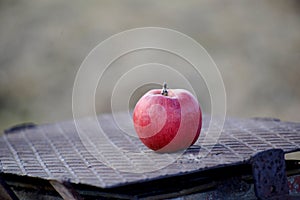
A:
288,175,300,194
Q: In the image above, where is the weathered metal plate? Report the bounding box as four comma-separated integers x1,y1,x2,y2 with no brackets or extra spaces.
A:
0,114,299,189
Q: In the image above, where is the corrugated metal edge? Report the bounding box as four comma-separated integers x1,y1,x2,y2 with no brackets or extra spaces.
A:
0,147,299,189
104,149,300,189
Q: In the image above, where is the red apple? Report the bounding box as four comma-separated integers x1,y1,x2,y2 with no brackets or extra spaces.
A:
133,83,202,153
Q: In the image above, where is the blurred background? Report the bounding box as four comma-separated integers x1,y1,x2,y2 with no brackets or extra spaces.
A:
0,0,300,132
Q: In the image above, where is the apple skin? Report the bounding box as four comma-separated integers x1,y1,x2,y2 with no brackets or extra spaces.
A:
133,88,202,153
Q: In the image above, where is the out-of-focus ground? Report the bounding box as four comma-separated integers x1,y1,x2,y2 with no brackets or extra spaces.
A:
1,0,300,133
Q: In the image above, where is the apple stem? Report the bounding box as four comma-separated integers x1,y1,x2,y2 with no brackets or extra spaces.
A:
161,82,168,96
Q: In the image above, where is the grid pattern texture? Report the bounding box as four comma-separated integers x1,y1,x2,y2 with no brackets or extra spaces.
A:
0,114,299,189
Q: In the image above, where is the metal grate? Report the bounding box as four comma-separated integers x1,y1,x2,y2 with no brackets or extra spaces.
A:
0,114,299,189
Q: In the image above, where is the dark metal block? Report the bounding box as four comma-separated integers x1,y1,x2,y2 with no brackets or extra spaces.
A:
251,149,289,200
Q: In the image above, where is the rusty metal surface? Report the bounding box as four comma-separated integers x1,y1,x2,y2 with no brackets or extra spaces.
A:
0,114,299,189
289,174,300,195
